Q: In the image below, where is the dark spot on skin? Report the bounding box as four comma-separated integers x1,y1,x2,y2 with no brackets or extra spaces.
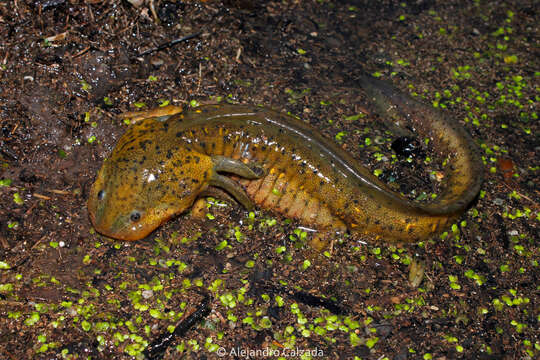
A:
192,179,199,184
162,122,169,131
159,161,165,166
194,156,200,164
139,139,153,151
166,150,173,159
97,190,105,200
200,141,206,149
252,166,264,177
374,220,380,225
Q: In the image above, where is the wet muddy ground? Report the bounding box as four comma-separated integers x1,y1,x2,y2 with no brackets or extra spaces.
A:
0,0,538,359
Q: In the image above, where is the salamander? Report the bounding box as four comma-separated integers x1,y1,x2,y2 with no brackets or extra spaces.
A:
87,76,483,242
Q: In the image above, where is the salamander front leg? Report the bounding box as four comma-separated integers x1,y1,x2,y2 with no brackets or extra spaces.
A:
209,173,255,210
209,155,266,209
212,156,265,179
191,187,240,220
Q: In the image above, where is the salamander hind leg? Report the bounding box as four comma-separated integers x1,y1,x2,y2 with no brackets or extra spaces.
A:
309,221,348,253
277,186,348,252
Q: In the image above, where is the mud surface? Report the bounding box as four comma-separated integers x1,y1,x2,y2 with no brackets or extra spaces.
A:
0,1,538,359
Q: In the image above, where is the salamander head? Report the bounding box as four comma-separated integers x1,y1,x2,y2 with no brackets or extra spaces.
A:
87,119,213,241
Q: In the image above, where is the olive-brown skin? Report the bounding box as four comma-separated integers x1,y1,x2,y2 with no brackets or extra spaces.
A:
88,78,483,242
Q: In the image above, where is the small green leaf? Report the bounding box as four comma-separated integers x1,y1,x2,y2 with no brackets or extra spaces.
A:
13,193,24,205
366,337,379,348
81,320,91,331
134,102,146,108
215,240,227,251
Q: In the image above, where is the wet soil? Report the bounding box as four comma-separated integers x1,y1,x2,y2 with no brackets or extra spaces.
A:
0,0,538,359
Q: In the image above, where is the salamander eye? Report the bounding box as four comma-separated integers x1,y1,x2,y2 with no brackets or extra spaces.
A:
97,190,105,200
130,211,141,222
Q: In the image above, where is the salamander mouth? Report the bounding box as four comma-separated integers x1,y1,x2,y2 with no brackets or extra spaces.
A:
91,219,155,241
88,205,153,242
103,228,152,241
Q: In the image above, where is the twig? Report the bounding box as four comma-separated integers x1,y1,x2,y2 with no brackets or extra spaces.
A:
33,193,51,200
138,32,202,57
